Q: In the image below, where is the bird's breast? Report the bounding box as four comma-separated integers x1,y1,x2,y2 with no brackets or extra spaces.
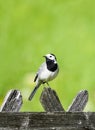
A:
39,68,58,82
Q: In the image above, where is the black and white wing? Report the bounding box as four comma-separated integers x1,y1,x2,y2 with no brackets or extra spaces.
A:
34,62,46,82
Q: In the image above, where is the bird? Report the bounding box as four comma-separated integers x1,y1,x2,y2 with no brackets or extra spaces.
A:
28,53,59,101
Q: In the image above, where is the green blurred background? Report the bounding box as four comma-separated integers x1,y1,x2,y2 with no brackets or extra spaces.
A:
0,0,95,111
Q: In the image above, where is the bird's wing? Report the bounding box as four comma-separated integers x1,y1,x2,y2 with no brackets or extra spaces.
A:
34,62,46,82
34,73,38,82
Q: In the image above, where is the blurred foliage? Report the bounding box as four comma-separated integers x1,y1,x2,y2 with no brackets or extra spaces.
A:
0,0,95,111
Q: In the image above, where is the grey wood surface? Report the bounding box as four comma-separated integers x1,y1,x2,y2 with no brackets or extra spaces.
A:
0,112,94,130
67,90,88,112
0,90,23,112
40,87,65,112
40,88,88,112
0,88,89,130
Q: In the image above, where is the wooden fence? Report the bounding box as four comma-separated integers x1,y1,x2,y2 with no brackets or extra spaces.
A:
0,87,94,130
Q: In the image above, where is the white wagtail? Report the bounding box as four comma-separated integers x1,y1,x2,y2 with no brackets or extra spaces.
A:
28,53,59,101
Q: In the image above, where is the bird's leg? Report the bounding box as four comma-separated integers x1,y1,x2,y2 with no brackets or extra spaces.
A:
42,82,50,88
42,81,48,87
42,83,46,87
46,82,50,88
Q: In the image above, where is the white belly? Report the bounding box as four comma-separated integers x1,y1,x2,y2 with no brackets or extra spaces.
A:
39,68,58,82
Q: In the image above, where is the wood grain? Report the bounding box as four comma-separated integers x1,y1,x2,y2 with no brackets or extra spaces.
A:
0,90,23,112
40,87,65,112
67,90,88,112
0,112,94,130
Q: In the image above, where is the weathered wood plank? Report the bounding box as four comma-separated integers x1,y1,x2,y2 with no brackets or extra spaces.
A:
40,87,65,112
0,90,23,112
67,90,88,112
0,112,94,130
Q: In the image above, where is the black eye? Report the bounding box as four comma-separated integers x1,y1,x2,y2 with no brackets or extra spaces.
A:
50,56,52,57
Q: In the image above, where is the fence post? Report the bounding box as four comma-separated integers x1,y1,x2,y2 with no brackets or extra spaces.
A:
40,87,65,112
67,90,88,112
0,90,23,112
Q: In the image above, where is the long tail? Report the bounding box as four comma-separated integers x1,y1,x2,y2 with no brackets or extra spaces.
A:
28,84,40,101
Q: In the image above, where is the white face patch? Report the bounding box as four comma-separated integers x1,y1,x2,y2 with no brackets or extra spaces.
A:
46,54,57,63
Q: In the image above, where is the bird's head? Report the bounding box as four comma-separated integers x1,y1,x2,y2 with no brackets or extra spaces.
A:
43,53,57,63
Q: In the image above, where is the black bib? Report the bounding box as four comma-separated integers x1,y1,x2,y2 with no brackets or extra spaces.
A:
46,59,58,72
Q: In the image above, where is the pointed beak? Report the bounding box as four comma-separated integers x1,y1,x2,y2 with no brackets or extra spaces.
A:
43,55,46,58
